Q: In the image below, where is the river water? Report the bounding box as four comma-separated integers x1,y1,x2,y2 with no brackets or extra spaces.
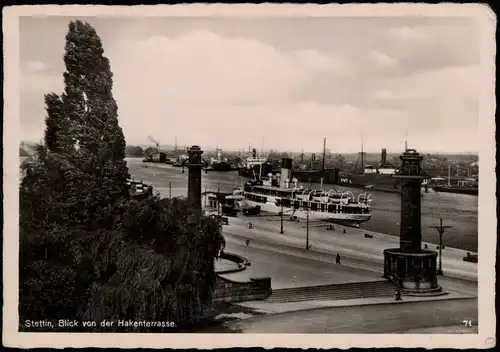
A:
17,157,478,252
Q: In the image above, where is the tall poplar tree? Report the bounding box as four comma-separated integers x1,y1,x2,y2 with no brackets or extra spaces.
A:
33,20,130,227
61,20,129,195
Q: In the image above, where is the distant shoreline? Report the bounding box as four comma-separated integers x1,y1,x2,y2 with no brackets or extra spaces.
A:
19,144,479,158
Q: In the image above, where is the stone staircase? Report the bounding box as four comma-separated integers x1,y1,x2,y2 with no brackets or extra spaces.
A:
267,280,395,303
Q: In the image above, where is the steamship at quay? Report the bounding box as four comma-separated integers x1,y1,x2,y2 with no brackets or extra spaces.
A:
339,147,399,191
236,158,373,227
207,147,233,172
238,148,274,178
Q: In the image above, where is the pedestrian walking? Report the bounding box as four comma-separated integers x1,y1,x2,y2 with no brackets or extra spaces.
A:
219,236,226,258
394,288,402,301
336,253,341,264
248,221,253,229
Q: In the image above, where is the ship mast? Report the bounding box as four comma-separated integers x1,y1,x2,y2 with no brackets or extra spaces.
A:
259,156,262,180
259,136,265,180
405,132,408,152
361,133,365,175
216,139,221,161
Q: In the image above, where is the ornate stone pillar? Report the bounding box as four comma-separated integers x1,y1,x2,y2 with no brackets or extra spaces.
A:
383,149,442,294
184,145,204,225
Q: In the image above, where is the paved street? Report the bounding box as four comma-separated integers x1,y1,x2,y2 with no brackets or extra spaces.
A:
216,298,478,333
222,236,380,289
221,214,478,282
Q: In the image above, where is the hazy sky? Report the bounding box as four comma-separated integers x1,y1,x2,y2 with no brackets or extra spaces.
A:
19,16,481,153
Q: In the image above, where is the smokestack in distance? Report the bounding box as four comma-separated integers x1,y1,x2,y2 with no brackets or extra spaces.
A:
381,148,387,165
280,158,293,189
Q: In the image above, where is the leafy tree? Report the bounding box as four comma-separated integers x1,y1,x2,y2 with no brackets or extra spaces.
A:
61,20,129,200
125,145,145,157
62,21,126,156
144,146,156,156
324,152,348,169
20,20,223,332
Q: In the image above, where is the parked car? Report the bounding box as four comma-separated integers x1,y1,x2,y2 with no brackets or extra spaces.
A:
209,214,229,225
243,205,261,216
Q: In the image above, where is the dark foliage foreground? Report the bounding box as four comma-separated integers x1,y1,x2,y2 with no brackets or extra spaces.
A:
20,167,223,331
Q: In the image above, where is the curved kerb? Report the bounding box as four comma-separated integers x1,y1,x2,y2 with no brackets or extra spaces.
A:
215,252,251,275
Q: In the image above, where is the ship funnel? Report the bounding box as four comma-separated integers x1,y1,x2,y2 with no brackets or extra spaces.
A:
252,148,257,158
280,158,293,189
381,148,387,165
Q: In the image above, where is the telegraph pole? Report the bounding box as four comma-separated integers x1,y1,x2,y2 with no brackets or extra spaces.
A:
217,188,220,216
429,217,452,275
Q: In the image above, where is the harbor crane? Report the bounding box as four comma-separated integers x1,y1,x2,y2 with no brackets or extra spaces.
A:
148,135,160,152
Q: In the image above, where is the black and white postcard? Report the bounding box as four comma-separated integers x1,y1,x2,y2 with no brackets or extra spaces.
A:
3,3,496,349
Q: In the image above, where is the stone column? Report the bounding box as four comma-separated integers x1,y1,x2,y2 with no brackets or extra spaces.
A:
185,145,204,225
397,151,424,252
383,149,442,294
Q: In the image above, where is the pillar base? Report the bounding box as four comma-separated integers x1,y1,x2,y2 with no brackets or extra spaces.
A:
383,248,442,295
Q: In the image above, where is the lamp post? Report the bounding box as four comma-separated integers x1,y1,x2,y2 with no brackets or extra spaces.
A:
204,186,207,208
429,217,452,275
280,200,284,234
217,188,221,217
305,203,311,250
305,190,314,249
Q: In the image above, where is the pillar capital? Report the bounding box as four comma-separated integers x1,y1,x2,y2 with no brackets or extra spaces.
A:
186,145,204,166
392,149,426,180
